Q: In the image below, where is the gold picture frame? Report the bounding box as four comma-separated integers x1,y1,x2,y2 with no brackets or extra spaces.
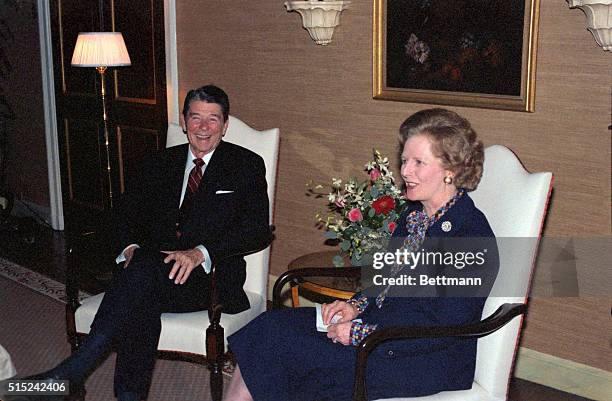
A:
373,0,540,112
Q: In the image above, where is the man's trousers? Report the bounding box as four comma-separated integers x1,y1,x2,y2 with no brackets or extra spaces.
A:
90,249,210,398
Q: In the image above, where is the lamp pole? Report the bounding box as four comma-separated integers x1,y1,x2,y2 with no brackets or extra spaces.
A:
96,65,114,208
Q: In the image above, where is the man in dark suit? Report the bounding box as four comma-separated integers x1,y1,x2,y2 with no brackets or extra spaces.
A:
23,85,271,401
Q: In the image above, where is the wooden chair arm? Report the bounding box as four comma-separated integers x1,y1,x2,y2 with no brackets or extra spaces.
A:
207,224,275,318
352,303,527,401
272,266,362,309
206,225,273,401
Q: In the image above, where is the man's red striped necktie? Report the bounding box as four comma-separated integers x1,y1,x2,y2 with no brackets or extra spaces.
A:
177,158,205,237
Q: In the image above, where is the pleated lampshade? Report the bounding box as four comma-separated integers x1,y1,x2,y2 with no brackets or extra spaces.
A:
71,32,131,67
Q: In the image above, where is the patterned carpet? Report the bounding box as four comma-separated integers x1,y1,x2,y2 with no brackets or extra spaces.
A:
0,257,227,401
0,257,89,303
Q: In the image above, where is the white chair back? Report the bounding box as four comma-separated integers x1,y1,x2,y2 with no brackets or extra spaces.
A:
469,145,552,400
166,116,279,297
374,145,552,401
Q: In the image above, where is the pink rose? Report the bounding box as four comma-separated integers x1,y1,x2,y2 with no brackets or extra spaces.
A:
388,221,397,233
347,208,363,222
369,169,382,181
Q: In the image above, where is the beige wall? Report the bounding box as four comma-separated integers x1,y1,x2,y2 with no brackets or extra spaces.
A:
176,0,611,371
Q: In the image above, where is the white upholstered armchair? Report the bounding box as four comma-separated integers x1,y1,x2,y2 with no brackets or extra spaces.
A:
65,116,279,401
273,145,552,401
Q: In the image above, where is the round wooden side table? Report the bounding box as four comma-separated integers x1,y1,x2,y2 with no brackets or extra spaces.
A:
286,250,362,306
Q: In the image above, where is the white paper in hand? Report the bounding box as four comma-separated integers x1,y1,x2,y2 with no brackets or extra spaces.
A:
315,303,342,332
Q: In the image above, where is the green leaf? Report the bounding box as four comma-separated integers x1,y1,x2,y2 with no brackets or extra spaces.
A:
361,253,374,266
332,255,345,267
340,240,351,251
368,208,376,218
344,226,356,236
324,230,338,239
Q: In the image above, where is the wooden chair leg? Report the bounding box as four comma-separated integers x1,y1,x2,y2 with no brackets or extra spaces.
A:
206,316,225,401
209,364,223,401
64,242,85,401
65,304,79,353
291,285,300,307
65,244,82,354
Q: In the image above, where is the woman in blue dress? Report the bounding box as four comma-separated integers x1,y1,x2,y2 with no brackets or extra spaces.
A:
224,108,499,401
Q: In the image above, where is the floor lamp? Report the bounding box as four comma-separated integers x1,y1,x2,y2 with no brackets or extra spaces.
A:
71,32,131,208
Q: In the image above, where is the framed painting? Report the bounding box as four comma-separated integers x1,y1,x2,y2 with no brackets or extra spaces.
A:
373,0,540,112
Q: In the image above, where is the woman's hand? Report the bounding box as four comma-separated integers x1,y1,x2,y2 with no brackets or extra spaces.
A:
321,300,359,325
327,321,352,346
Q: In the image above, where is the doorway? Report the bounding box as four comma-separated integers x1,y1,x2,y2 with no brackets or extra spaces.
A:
48,0,168,232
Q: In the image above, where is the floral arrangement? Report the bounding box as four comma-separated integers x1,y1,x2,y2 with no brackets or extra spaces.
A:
308,150,407,267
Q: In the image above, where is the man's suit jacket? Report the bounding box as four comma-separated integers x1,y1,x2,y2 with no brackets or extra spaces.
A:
115,140,271,313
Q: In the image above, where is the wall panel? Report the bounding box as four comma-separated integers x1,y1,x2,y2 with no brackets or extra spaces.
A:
112,0,158,103
116,125,160,192
62,118,104,209
56,0,99,97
